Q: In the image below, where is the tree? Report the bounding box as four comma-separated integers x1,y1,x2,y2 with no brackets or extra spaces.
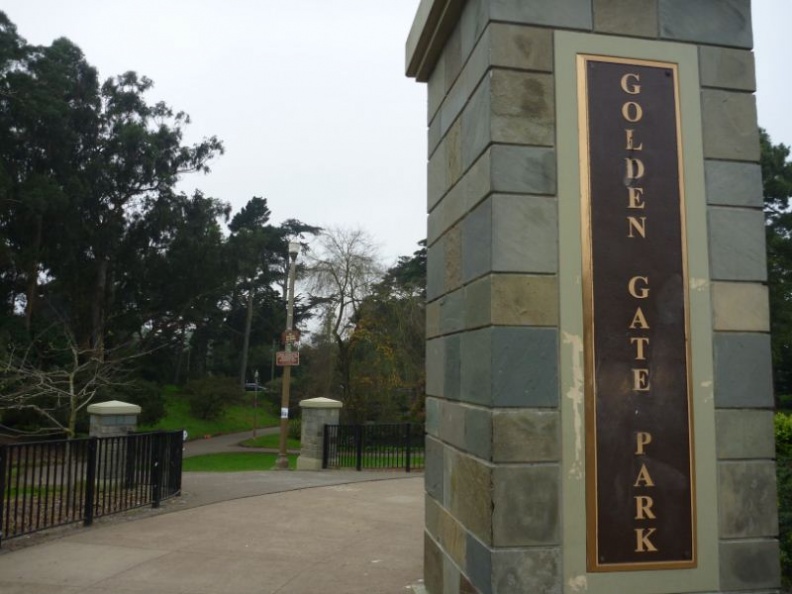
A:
115,189,233,383
347,242,427,421
228,197,280,387
762,129,792,400
0,322,144,438
306,227,383,419
0,13,224,360
226,199,321,386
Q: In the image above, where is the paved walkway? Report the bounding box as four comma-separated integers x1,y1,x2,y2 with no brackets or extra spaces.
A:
0,431,426,594
183,427,282,458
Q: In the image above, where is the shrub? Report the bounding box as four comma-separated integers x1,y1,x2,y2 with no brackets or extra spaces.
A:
184,377,243,421
288,417,301,440
776,412,792,591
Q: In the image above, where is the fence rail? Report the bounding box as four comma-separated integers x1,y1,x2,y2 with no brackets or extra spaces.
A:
322,423,424,471
0,430,183,545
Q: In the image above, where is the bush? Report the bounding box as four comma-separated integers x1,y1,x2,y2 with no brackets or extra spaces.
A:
184,377,243,421
288,417,301,440
777,413,792,591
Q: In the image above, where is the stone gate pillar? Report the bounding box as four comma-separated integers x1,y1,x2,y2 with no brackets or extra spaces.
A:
406,1,779,593
297,397,342,470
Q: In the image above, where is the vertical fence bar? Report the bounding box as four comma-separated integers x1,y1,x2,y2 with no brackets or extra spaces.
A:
170,432,183,497
125,434,136,490
151,433,163,509
23,445,33,534
11,446,21,539
53,443,62,527
73,440,83,526
96,438,104,517
83,437,97,527
112,435,120,513
405,423,412,473
0,445,6,547
44,443,54,529
355,425,363,472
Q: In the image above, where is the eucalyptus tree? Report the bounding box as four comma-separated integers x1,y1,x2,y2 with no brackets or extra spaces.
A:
227,198,321,386
0,20,100,332
0,12,230,434
115,189,232,382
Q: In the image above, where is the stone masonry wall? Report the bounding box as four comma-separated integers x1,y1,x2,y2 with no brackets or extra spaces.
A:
420,1,778,593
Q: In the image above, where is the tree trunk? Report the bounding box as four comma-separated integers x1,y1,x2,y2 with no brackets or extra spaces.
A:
173,323,186,384
336,338,357,421
24,215,43,333
239,288,254,387
91,257,108,361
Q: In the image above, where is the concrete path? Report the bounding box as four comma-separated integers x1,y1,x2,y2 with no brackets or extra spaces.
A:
183,427,281,458
0,430,427,593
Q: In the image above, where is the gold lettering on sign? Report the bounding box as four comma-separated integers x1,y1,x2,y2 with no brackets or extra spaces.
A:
635,528,659,553
633,464,655,488
630,337,650,360
622,102,643,123
620,73,642,94
632,368,651,392
625,129,644,151
629,307,650,330
625,157,645,180
628,276,650,299
635,432,652,455
627,216,647,239
622,69,659,556
633,431,658,554
634,496,656,520
628,187,646,209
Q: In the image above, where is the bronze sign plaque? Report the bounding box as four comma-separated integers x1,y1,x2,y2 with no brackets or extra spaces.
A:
578,56,695,572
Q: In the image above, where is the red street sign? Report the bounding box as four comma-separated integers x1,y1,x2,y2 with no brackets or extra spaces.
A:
276,351,299,366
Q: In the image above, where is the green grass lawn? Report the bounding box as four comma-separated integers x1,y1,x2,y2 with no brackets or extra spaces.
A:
182,452,297,472
240,434,300,449
141,392,279,439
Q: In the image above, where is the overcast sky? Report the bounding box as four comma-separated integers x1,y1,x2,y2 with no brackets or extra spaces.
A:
2,1,790,265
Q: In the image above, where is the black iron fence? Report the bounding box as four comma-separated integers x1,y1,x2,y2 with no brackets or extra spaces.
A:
322,423,424,471
0,430,183,545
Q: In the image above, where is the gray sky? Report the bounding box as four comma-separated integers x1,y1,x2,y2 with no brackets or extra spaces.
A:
3,1,789,265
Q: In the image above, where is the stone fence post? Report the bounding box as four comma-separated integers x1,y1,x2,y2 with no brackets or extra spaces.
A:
87,400,141,437
296,397,342,470
87,400,141,480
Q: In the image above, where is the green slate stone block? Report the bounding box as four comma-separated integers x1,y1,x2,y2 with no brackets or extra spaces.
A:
492,465,560,546
713,332,773,408
719,539,781,591
708,207,766,281
594,0,658,38
705,160,762,207
659,0,752,48
491,547,562,594
490,0,593,31
699,46,756,91
718,460,779,538
492,327,559,408
466,533,493,594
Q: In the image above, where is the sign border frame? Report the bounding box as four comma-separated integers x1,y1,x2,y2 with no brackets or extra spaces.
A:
577,53,697,573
